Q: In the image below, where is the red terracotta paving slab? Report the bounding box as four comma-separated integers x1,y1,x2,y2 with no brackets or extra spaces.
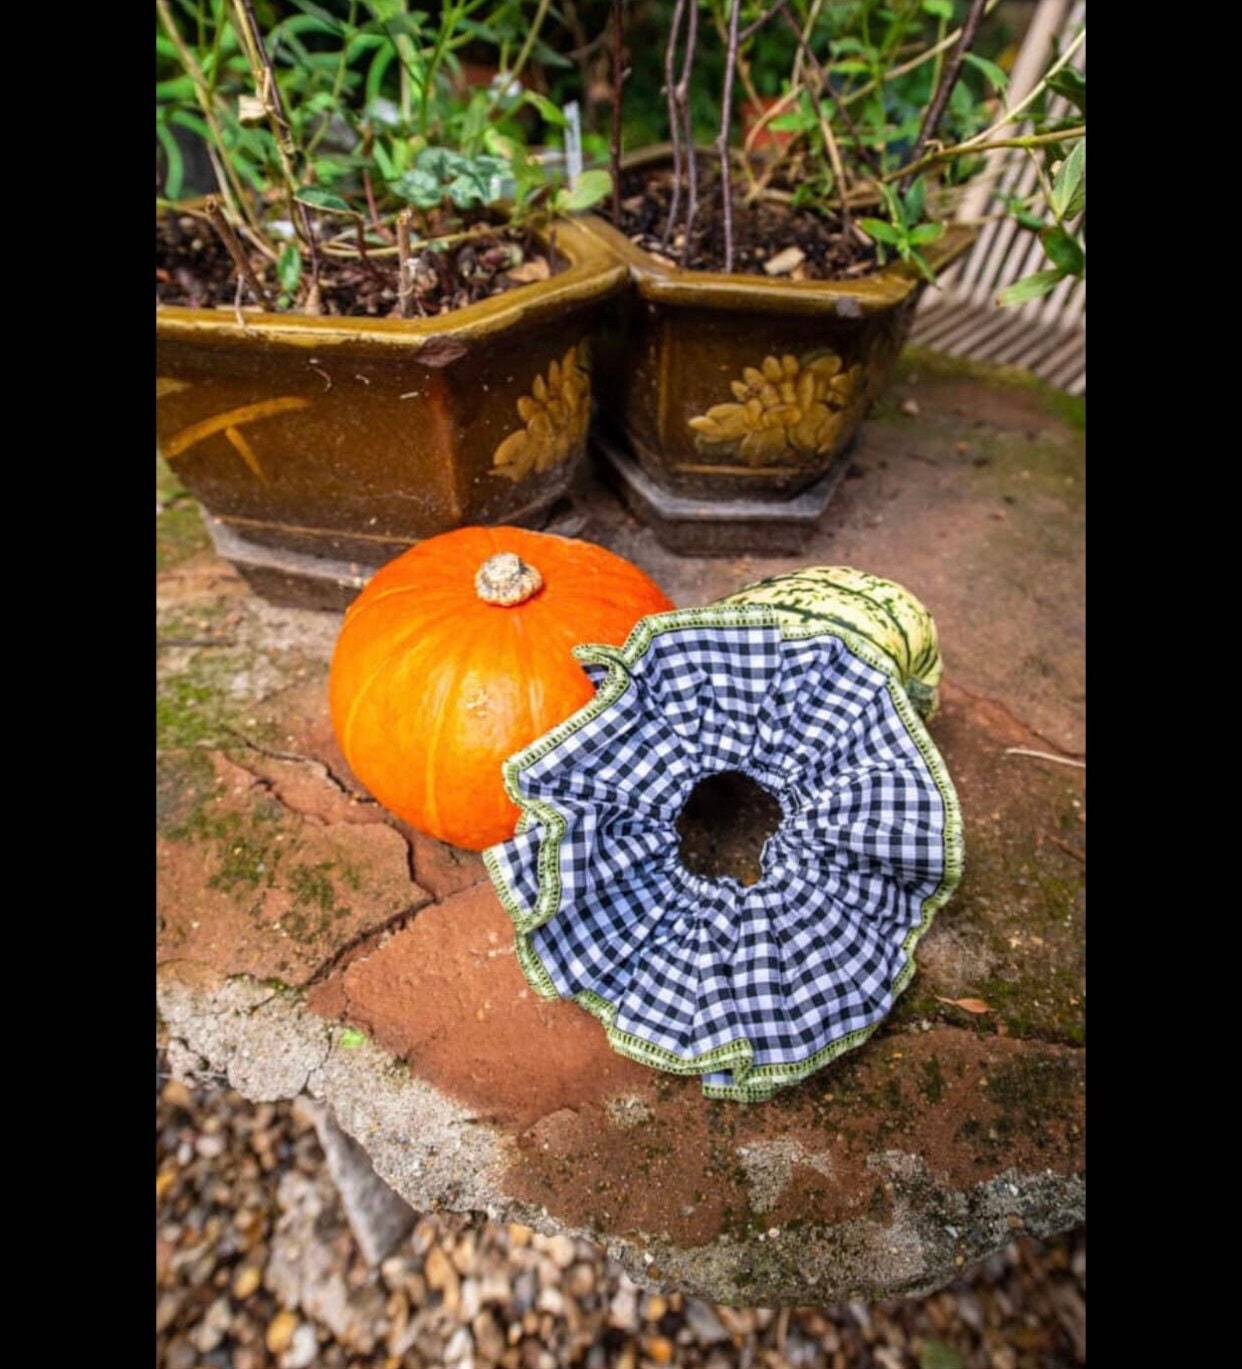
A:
895,681,1085,1044
307,882,654,1130
157,750,429,986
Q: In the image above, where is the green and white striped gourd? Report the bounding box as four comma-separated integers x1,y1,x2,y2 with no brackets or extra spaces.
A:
718,566,944,720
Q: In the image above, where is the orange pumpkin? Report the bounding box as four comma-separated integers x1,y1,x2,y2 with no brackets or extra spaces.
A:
328,526,676,851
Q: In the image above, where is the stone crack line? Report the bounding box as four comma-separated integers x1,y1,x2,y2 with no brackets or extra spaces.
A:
303,901,433,990
222,727,373,807
946,682,1085,761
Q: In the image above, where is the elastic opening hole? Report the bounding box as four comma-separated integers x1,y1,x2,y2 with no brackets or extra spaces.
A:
675,770,783,887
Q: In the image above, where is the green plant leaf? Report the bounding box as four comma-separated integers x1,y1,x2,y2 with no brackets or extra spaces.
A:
1048,67,1086,115
1040,223,1085,275
169,108,210,140
391,166,444,209
909,247,937,282
560,168,612,212
921,0,953,18
371,139,397,181
156,122,185,201
156,76,197,101
903,177,926,226
345,30,386,60
338,1027,367,1048
1000,191,1047,233
769,110,811,132
909,222,945,245
962,52,1009,93
277,242,302,294
365,44,397,110
287,0,347,32
1048,139,1085,220
295,185,353,212
858,217,900,245
523,92,568,127
997,268,1063,306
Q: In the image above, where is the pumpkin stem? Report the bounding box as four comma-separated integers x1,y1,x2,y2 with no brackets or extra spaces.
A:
475,551,544,607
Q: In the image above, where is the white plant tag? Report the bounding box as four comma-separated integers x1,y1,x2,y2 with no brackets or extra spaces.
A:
563,100,583,186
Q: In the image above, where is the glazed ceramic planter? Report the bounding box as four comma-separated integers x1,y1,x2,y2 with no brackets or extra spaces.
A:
579,156,973,552
156,217,628,604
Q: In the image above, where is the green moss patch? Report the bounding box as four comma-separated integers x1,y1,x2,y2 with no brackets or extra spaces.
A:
156,456,210,570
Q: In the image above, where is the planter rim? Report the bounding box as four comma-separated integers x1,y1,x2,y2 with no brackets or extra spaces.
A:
583,145,975,316
155,215,628,350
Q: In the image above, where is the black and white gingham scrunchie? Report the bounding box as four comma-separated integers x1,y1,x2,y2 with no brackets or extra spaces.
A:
483,605,964,1101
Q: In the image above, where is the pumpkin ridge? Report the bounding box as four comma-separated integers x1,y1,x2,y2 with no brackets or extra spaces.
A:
340,580,459,622
505,609,540,749
414,644,477,843
336,599,473,762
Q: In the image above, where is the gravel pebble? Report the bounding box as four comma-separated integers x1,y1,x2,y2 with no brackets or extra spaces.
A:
156,1057,1086,1369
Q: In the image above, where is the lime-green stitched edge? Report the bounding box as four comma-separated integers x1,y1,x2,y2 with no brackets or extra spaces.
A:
482,605,965,1102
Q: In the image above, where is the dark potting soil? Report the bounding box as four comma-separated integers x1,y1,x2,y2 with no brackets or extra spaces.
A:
608,162,880,280
155,211,560,317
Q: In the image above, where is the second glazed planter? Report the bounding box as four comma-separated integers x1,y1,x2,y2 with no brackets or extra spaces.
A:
579,165,973,553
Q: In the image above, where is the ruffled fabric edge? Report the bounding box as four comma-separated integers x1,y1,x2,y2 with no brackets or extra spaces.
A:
482,605,965,1103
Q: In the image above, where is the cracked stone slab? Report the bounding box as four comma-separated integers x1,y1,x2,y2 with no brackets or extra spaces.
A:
292,1098,416,1267
301,876,1084,1302
157,749,428,986
156,361,1085,1305
306,883,656,1129
159,957,1084,1306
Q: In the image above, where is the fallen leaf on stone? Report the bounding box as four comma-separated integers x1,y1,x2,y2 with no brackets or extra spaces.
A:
936,996,993,1014
763,246,806,276
507,257,550,284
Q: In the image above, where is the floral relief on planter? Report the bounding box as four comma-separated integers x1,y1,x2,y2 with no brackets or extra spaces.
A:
492,344,592,481
688,350,867,470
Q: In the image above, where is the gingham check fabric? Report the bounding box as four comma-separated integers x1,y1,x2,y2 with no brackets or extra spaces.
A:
484,611,962,1101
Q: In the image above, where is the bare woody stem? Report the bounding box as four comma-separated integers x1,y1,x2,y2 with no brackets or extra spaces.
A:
882,125,1084,186
229,0,322,305
397,211,414,319
661,0,688,249
508,0,553,90
777,6,881,178
901,0,989,192
204,195,272,308
678,1,700,266
715,3,763,201
742,0,826,180
768,6,858,239
352,214,373,270
611,0,624,223
740,0,788,44
155,0,262,244
717,0,742,273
